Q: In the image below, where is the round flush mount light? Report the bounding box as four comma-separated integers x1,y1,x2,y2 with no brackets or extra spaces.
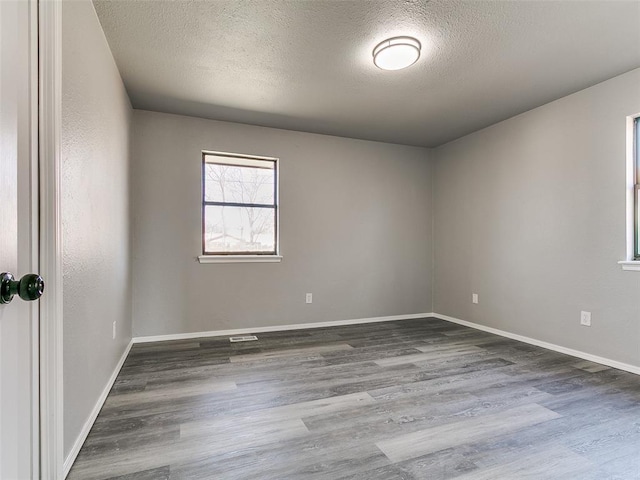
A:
372,36,421,71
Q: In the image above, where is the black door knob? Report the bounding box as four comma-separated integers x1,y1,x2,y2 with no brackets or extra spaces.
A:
0,272,45,304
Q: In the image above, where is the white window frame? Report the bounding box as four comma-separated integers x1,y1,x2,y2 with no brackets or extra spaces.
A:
198,150,282,264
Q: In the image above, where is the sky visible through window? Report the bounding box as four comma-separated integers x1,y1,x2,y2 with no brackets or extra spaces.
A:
203,157,276,254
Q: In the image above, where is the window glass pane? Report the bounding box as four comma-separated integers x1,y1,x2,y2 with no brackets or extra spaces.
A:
204,205,275,253
633,117,640,183
636,186,640,258
204,163,275,205
636,118,640,182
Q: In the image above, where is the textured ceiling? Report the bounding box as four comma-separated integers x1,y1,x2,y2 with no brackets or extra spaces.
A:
93,0,640,147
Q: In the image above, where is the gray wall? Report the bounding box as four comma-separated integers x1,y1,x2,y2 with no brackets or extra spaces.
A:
131,111,433,336
62,0,133,457
433,68,640,367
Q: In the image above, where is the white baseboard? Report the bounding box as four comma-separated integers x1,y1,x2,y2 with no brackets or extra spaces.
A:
432,313,640,376
132,313,436,344
63,340,133,478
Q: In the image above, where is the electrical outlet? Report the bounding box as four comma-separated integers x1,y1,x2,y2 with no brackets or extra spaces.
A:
112,321,117,339
305,293,313,304
580,311,591,327
472,293,479,304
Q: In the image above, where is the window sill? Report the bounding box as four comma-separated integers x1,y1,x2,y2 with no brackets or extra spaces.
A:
198,255,282,264
619,261,640,271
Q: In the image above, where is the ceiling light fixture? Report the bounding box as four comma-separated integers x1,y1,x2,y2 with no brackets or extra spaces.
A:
372,36,421,71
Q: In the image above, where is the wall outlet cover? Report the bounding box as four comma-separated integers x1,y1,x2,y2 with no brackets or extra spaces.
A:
580,311,592,327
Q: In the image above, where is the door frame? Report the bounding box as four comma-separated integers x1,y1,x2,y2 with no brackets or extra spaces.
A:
38,0,64,478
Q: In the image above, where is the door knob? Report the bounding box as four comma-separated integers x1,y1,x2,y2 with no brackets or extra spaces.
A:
0,272,45,304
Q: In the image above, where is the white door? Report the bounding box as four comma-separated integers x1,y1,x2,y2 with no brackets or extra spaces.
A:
0,1,40,479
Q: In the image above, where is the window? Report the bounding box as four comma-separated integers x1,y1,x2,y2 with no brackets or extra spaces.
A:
634,117,639,260
622,115,640,270
201,151,279,258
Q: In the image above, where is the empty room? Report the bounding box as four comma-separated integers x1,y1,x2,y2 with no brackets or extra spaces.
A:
1,0,640,479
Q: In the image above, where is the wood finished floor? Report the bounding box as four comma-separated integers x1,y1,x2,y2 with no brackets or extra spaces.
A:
68,318,640,480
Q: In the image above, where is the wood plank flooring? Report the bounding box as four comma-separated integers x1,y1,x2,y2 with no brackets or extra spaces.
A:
67,318,640,480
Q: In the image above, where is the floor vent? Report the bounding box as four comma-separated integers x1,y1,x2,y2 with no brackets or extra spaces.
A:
229,335,258,343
